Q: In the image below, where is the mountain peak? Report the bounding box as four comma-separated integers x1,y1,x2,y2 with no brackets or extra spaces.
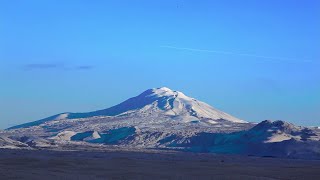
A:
253,120,298,133
154,87,172,91
146,87,188,100
97,87,245,123
150,87,176,96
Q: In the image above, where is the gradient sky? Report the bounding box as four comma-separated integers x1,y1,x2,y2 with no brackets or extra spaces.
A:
0,0,319,129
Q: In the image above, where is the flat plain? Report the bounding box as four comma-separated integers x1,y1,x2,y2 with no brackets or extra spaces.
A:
1,149,320,180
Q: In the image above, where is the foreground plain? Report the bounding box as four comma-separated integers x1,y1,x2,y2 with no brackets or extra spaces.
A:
0,149,320,180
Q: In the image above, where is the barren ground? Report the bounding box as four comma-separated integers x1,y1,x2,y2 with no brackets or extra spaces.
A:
0,149,320,180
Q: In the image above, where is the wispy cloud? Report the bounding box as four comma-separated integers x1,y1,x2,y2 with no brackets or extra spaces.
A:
161,45,312,63
75,65,94,70
24,63,63,70
23,63,94,71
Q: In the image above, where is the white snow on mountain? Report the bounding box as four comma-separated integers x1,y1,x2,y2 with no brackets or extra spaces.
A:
119,87,245,123
8,87,246,130
1,87,319,159
143,87,245,123
50,131,77,141
0,136,30,149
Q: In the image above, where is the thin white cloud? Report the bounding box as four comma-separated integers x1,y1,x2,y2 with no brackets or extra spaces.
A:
161,45,312,63
23,63,94,71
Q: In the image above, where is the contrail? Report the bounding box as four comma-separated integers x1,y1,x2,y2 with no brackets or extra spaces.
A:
161,45,312,63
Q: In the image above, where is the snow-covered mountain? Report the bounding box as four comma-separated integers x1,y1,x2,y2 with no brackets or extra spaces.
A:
172,120,320,159
8,87,245,129
1,87,319,159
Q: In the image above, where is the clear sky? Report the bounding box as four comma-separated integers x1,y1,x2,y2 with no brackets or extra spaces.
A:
0,0,319,129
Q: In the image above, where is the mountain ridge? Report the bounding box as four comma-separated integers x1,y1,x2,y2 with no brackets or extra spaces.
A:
8,87,245,130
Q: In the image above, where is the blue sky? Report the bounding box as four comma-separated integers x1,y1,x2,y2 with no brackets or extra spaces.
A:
0,0,319,128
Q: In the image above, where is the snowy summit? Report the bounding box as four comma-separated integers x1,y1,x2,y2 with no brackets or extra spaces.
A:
133,87,245,123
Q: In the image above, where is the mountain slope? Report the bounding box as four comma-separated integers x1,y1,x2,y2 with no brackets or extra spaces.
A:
8,87,245,129
164,120,320,158
3,119,319,159
0,136,30,149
